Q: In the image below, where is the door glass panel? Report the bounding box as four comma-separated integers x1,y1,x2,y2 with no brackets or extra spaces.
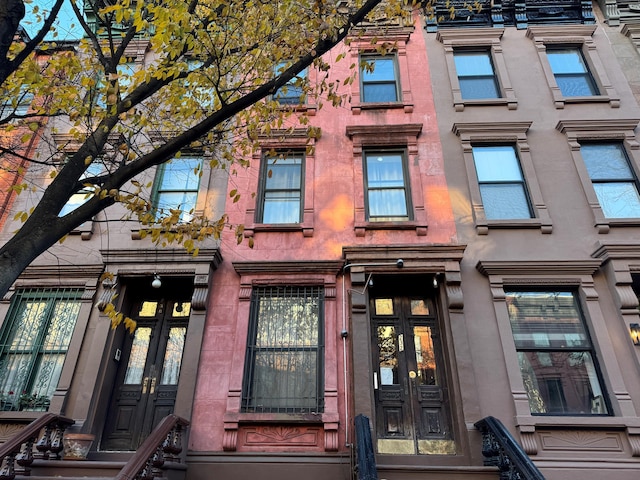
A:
138,302,158,317
160,327,186,385
410,300,430,315
414,326,437,386
377,326,398,385
124,327,152,384
172,302,191,317
375,299,394,315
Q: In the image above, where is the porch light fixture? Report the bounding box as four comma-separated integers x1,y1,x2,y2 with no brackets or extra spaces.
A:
151,274,162,289
630,323,640,346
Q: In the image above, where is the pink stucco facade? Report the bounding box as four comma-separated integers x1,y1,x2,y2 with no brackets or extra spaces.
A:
189,18,457,454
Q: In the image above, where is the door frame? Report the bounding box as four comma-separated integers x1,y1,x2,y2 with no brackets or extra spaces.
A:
344,245,473,463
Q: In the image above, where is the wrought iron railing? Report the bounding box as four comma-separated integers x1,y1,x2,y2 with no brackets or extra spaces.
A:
354,414,377,480
474,416,545,480
115,414,189,480
0,413,75,480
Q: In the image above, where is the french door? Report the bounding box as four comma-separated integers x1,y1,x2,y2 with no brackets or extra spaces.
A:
371,294,455,455
101,293,190,451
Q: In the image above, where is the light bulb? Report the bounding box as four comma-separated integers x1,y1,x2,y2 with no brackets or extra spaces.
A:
152,275,162,289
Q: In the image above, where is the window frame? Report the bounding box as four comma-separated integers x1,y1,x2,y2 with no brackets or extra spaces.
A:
453,122,552,234
346,123,428,236
256,151,305,225
556,119,640,233
243,129,316,237
527,25,620,109
273,62,308,106
241,285,325,414
545,47,599,98
363,149,413,222
437,28,517,111
504,289,610,417
477,259,638,454
359,54,401,105
472,144,534,221
453,49,501,101
151,155,204,223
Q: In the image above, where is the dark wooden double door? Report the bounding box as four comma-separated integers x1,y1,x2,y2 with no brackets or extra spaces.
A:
101,291,190,451
371,291,455,455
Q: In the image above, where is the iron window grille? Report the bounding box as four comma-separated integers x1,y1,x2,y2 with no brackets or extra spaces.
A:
242,286,324,413
0,288,83,412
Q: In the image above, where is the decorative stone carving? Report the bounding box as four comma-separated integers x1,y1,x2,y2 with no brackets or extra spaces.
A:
538,430,624,452
240,426,321,447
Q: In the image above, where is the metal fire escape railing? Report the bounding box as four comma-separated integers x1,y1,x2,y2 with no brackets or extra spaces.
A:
354,414,377,480
0,413,75,479
475,416,546,480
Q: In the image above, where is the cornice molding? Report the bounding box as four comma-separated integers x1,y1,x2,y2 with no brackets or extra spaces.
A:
526,24,597,39
346,123,422,139
452,122,532,136
233,260,344,275
477,260,602,277
436,27,504,43
556,119,640,133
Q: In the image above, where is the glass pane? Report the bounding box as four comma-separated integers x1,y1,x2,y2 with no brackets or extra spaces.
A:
506,292,590,349
480,184,532,219
262,196,301,223
459,77,499,99
138,301,158,317
366,154,404,186
377,326,398,385
518,351,607,415
161,327,186,385
157,158,202,190
124,327,152,385
362,58,395,81
265,158,302,189
250,350,317,409
255,293,319,347
547,49,587,74
555,75,598,96
156,191,198,221
9,301,48,350
43,301,81,350
375,299,394,315
473,146,522,182
594,182,640,218
414,326,437,386
368,189,408,218
171,302,190,317
362,83,397,103
410,300,430,316
581,144,633,180
454,51,495,76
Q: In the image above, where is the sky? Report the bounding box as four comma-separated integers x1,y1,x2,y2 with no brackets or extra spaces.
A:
23,0,84,41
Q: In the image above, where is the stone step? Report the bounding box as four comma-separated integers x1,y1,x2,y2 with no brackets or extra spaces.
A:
376,464,499,480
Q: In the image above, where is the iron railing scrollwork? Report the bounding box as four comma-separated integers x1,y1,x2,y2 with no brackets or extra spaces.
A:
0,413,75,480
474,416,545,480
115,414,189,480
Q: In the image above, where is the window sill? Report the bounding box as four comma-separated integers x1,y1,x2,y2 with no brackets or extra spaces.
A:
68,221,94,240
244,223,313,237
233,412,324,423
595,217,640,234
277,103,318,116
352,101,413,114
454,97,517,112
354,220,427,237
476,218,552,235
555,95,620,109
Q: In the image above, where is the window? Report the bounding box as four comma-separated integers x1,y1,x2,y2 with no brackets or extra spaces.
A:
547,48,599,97
258,153,303,224
274,62,306,105
454,50,500,99
505,291,608,416
59,160,105,217
0,288,82,412
580,143,640,218
360,55,399,103
364,150,411,221
472,145,532,220
0,86,34,120
241,286,324,413
152,156,202,222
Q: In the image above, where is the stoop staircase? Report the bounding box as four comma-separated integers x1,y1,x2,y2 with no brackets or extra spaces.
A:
0,413,188,480
354,414,546,480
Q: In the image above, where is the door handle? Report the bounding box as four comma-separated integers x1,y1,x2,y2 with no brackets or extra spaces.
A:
150,376,157,394
142,376,149,394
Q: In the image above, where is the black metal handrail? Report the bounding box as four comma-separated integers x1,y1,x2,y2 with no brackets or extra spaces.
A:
354,414,377,480
115,414,189,480
474,416,545,480
0,413,75,480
